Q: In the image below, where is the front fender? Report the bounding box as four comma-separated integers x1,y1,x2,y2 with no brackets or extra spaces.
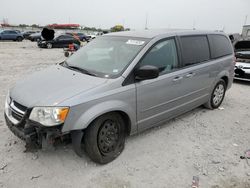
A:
62,100,136,134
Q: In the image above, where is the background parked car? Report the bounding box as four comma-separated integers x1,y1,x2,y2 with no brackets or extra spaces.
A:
37,34,81,48
0,30,24,41
22,31,39,39
242,25,250,40
66,32,91,42
86,34,97,40
27,32,42,42
234,40,250,81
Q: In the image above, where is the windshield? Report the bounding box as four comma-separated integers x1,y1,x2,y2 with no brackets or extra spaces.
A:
65,36,148,78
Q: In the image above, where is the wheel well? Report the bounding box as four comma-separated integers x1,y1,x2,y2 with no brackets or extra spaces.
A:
221,76,228,89
87,111,131,136
115,111,131,136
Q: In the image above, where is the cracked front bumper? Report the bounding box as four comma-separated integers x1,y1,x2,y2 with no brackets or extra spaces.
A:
4,112,64,148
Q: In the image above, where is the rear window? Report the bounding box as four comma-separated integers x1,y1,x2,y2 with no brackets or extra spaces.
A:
209,35,233,58
181,35,210,66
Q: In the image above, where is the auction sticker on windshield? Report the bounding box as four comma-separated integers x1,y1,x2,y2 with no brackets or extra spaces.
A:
126,40,145,46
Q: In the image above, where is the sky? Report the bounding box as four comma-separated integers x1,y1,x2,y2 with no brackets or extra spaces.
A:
1,0,249,33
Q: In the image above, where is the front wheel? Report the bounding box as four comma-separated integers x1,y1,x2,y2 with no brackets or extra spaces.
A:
84,112,126,164
16,37,23,42
204,79,226,109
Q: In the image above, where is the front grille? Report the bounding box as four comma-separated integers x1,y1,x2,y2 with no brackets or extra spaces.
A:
13,101,27,112
11,110,23,121
9,100,27,123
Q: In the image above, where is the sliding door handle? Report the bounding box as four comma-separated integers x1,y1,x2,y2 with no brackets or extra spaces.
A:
173,76,183,82
185,72,195,78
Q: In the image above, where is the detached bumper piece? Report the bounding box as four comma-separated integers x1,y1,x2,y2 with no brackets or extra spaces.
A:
4,113,63,151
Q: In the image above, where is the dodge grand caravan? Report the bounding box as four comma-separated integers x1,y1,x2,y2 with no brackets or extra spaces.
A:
4,30,234,164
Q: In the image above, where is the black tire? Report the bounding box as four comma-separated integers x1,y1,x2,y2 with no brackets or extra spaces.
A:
204,79,226,109
16,37,23,42
64,51,70,57
84,112,126,164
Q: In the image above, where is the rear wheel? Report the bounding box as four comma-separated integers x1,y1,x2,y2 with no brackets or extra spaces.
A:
84,112,126,164
204,79,226,109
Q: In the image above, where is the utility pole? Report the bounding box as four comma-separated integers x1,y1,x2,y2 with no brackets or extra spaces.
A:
192,20,196,30
145,13,148,30
222,26,225,32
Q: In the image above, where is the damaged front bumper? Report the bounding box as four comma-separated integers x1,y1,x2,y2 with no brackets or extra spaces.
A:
234,66,250,81
4,111,65,150
4,99,84,155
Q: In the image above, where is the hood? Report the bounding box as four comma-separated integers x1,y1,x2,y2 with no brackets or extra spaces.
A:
10,64,108,108
235,41,250,59
234,41,250,51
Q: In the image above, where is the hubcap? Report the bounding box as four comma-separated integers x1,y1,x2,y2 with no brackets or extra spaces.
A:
213,84,224,106
98,120,119,154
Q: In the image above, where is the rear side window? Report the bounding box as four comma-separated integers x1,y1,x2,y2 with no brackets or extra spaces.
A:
180,36,210,66
9,31,17,34
209,35,233,58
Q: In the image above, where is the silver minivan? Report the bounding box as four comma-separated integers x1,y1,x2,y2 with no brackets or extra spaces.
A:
4,30,234,164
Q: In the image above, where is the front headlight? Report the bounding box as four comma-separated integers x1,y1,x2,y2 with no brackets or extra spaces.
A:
29,107,69,126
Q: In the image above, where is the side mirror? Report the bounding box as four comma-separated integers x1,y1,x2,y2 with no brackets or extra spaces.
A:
135,65,159,80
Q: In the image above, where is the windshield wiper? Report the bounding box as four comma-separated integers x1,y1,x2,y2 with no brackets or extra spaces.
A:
62,61,97,77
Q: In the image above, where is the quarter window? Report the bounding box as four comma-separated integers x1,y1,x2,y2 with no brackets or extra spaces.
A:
140,39,178,75
209,35,233,58
181,36,210,66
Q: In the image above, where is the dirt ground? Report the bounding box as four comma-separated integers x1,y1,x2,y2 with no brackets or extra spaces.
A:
0,41,250,188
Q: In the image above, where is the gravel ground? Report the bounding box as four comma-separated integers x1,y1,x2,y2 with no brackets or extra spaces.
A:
0,42,250,188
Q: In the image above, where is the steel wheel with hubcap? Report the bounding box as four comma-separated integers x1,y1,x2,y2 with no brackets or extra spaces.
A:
84,112,126,164
98,119,119,154
204,79,226,109
213,84,225,106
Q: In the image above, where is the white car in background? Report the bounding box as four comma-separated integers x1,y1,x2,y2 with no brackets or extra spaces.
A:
234,41,250,81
